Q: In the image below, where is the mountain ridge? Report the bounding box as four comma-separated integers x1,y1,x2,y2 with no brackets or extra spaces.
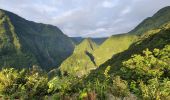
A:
59,38,98,77
0,9,75,70
129,6,170,34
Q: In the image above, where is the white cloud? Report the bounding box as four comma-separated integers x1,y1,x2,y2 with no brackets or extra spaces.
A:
102,1,114,8
120,7,131,16
0,0,170,37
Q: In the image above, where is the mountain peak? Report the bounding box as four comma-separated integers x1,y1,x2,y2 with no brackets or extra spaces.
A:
75,38,98,53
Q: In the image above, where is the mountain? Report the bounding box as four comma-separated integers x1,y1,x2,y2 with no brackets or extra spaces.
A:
58,6,170,78
0,9,75,70
87,7,170,80
129,6,170,34
91,37,108,45
93,34,137,66
71,37,107,45
71,37,84,45
59,38,98,77
92,6,170,67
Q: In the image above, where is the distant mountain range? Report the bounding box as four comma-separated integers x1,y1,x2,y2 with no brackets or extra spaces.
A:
71,37,107,45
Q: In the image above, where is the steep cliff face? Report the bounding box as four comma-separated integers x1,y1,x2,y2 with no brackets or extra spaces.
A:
0,9,75,70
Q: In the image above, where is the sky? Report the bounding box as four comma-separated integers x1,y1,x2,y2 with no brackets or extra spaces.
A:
0,0,170,37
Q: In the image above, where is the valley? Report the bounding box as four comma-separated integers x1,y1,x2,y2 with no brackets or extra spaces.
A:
0,5,170,100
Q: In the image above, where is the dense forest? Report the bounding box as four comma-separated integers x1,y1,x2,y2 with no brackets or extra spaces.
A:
0,5,170,100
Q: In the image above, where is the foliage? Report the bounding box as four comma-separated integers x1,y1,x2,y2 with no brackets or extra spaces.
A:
104,66,111,79
139,78,170,100
120,45,170,99
0,67,48,99
121,45,170,81
48,76,71,94
1,5,170,100
110,76,130,98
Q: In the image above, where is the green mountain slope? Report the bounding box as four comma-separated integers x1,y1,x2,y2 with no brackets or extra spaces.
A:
58,6,170,78
0,9,75,70
86,6,170,80
88,22,170,80
129,6,170,34
93,34,137,66
0,10,38,68
59,38,98,77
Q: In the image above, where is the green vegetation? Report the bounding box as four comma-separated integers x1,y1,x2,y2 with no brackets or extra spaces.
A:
0,67,48,99
0,9,75,70
130,6,170,34
120,45,170,99
60,38,98,77
93,34,137,66
1,6,170,100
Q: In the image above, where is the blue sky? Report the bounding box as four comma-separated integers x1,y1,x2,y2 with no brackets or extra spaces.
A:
0,0,170,37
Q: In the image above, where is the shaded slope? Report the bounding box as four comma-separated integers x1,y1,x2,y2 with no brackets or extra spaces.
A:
71,37,107,45
0,10,38,68
0,9,75,70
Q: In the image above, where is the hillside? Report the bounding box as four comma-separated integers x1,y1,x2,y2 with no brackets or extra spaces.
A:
1,4,170,100
0,9,75,70
80,20,170,100
129,6,170,34
88,22,170,81
85,6,170,81
59,38,98,77
93,34,137,66
61,6,170,76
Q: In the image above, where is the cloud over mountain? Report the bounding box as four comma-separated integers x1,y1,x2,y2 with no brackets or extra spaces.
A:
0,0,170,37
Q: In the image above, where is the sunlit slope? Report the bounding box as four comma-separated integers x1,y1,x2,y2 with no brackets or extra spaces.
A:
60,38,98,77
93,34,137,66
87,22,170,81
86,6,170,81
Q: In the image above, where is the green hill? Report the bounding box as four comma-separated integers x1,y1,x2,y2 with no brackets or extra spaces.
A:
91,6,170,74
92,6,170,66
0,9,75,70
129,6,170,34
58,6,170,78
59,38,98,77
93,34,137,66
88,22,170,82
86,6,170,80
